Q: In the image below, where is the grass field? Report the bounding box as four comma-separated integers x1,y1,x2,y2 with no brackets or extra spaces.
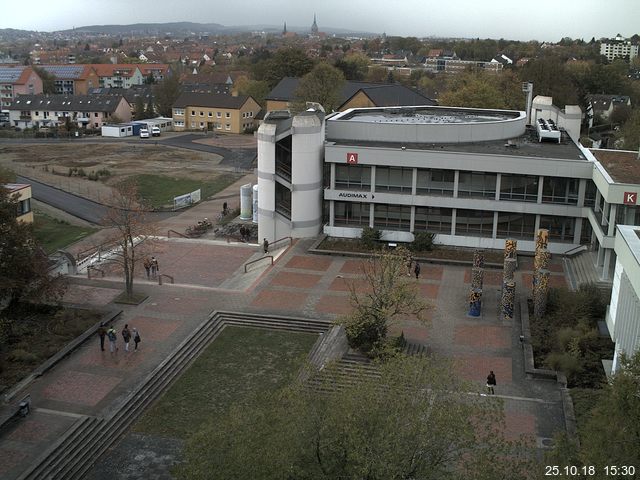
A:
134,326,317,439
129,173,240,209
33,210,97,253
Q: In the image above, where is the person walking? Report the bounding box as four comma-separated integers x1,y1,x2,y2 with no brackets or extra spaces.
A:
150,256,159,278
406,255,413,276
414,261,421,279
143,257,151,279
97,322,107,351
107,326,118,353
133,327,141,351
486,371,497,395
263,238,269,254
122,324,131,352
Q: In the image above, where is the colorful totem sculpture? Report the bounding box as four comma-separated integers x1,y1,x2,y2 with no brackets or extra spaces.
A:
468,288,482,317
502,280,516,320
532,229,551,317
502,239,518,321
533,269,550,318
471,249,485,290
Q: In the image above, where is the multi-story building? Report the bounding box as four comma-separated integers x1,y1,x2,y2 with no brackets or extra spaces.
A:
91,64,145,89
0,66,43,110
172,92,260,133
138,64,171,83
37,65,99,95
599,34,639,62
8,94,131,129
257,105,639,284
4,183,33,223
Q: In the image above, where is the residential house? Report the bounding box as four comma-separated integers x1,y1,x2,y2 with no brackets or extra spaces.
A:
0,66,43,110
264,77,436,112
4,183,33,223
37,64,99,94
91,64,145,89
586,94,632,127
491,54,514,66
138,64,171,83
172,92,260,133
88,85,154,116
8,94,131,130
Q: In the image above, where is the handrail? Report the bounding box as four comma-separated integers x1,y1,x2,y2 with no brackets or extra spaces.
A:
76,240,117,262
87,266,105,279
158,274,174,285
244,255,274,273
563,244,588,257
167,229,188,238
269,236,293,251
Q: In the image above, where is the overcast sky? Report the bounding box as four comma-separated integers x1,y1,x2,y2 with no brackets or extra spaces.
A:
3,0,639,42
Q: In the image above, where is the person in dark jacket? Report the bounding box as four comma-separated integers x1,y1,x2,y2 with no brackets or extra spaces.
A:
97,323,107,351
486,371,497,394
263,238,269,254
414,261,421,279
133,327,141,351
122,324,132,352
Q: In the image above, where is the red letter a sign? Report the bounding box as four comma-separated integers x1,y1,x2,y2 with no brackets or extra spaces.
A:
346,152,358,164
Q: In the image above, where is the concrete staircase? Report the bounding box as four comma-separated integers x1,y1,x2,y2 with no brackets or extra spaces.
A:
17,311,331,480
563,251,612,295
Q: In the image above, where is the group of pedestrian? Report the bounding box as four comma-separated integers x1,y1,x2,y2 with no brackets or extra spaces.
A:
239,225,251,242
98,322,141,354
405,254,421,279
143,256,159,279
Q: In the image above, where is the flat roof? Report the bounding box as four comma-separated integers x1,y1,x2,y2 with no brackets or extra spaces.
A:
338,106,520,124
590,149,640,184
4,183,30,192
329,129,587,161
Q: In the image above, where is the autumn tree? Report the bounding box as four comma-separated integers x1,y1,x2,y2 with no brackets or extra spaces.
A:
293,62,345,112
177,354,535,480
617,108,640,151
0,178,66,338
235,77,270,107
32,66,56,94
102,181,157,298
335,52,370,80
337,247,428,357
153,72,181,117
252,47,315,88
440,70,523,110
133,96,145,120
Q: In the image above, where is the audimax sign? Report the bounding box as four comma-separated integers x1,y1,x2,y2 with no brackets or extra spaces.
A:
337,191,369,199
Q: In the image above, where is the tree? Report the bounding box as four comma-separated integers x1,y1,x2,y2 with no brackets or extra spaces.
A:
101,181,157,298
293,62,345,112
32,66,56,94
153,73,181,117
252,47,315,88
177,354,535,480
337,247,429,357
440,70,523,110
235,77,270,108
133,96,145,120
335,53,370,80
0,180,66,316
144,97,155,118
617,109,640,151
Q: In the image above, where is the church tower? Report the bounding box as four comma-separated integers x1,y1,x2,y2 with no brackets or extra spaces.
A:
311,14,318,35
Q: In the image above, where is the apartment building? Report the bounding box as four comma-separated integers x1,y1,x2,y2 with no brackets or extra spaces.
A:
172,92,260,133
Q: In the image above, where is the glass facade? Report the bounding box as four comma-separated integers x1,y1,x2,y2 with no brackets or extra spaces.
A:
334,201,370,226
457,171,497,199
335,165,371,190
584,180,597,207
455,209,494,237
542,177,579,205
275,182,291,219
416,168,454,196
539,215,575,243
414,207,452,234
496,212,536,240
373,204,411,230
375,167,413,193
500,174,539,202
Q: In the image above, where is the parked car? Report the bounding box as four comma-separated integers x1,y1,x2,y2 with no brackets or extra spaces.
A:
151,126,161,137
140,128,150,138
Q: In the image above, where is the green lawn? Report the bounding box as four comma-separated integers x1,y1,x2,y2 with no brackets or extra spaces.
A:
128,173,240,209
134,326,317,439
33,210,97,253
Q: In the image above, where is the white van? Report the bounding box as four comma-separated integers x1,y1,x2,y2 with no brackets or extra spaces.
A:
151,126,161,137
140,128,150,138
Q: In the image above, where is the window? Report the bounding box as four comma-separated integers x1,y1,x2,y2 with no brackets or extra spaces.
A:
455,209,494,237
17,198,31,216
414,207,452,234
375,167,413,193
584,180,597,207
225,124,231,130
275,183,291,219
174,120,184,127
216,123,222,129
500,174,539,202
199,122,204,128
191,110,195,116
335,165,371,190
175,109,184,116
457,171,496,198
94,112,99,117
190,122,196,128
334,202,370,226
416,168,454,196
542,177,578,205
539,215,575,243
216,112,221,118
225,112,231,118
496,212,536,240
374,204,411,231
208,112,213,117
199,111,204,116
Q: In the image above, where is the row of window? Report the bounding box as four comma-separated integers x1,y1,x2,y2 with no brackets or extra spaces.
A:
334,165,582,205
188,121,232,130
174,109,255,119
333,202,580,242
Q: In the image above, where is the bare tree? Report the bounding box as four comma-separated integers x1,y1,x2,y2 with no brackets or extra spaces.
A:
102,181,157,298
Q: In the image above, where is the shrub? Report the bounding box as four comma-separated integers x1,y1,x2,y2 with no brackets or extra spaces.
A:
411,231,435,252
77,168,86,177
8,349,39,364
360,226,381,249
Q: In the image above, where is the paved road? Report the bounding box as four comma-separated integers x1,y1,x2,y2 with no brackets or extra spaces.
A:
18,175,177,225
158,134,256,170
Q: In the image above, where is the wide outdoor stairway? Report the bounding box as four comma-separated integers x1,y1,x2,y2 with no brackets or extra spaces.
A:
17,312,331,480
563,251,612,295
